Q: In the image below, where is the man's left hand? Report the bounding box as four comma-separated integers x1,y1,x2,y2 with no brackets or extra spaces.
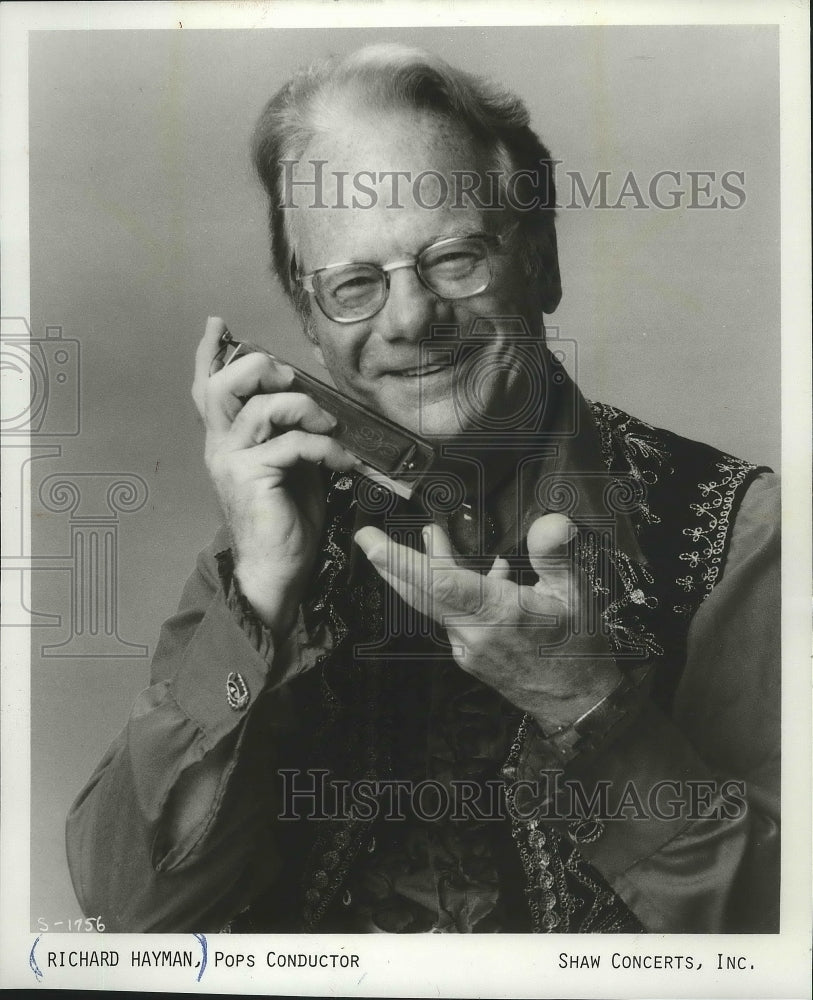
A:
355,514,621,734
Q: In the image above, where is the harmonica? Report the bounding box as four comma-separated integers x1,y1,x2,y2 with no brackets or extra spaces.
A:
210,330,436,499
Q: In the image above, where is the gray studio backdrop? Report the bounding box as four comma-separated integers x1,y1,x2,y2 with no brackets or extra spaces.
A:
28,26,779,926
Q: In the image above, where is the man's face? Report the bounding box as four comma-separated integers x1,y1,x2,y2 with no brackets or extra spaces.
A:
291,107,543,439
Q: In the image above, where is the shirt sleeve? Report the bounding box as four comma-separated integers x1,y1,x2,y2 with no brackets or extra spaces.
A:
64,526,332,932
512,472,781,932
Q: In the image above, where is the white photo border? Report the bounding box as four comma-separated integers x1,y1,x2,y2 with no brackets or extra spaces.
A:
1,1,810,996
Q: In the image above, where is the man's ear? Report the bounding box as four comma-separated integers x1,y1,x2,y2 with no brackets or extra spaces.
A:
311,342,327,368
538,226,562,315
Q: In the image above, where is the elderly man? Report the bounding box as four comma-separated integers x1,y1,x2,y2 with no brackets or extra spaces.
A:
66,44,779,934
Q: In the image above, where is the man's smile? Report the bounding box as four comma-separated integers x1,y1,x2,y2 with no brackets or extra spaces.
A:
389,362,454,378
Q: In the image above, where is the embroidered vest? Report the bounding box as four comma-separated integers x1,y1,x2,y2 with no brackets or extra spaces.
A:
230,404,768,933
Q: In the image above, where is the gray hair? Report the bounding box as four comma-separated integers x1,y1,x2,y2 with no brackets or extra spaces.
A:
251,43,562,333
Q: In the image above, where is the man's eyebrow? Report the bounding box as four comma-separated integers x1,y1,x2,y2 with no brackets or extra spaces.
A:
307,228,491,272
422,227,487,245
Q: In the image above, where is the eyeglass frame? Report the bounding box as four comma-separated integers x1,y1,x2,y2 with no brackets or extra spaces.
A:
294,229,513,325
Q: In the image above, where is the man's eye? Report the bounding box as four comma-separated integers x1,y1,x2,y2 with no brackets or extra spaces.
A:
332,273,380,303
425,248,482,275
319,267,380,303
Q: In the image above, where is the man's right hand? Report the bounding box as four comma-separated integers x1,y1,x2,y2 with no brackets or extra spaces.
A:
192,316,360,642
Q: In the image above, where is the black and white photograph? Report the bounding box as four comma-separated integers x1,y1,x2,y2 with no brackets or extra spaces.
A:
1,1,810,995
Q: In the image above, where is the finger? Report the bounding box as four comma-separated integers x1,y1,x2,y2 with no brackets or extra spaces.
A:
192,316,229,416
357,527,442,621
526,513,577,579
205,352,296,432
487,555,511,580
355,525,404,570
421,522,457,563
249,428,361,474
227,392,338,448
356,526,481,618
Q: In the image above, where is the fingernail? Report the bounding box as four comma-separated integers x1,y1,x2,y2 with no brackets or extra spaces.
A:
354,527,372,552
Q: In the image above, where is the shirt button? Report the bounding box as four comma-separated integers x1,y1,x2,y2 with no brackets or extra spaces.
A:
226,671,250,710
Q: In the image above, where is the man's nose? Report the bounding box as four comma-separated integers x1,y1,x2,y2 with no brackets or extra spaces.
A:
375,267,445,342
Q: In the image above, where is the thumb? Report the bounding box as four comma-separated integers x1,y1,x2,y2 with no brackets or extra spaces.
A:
526,513,578,581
